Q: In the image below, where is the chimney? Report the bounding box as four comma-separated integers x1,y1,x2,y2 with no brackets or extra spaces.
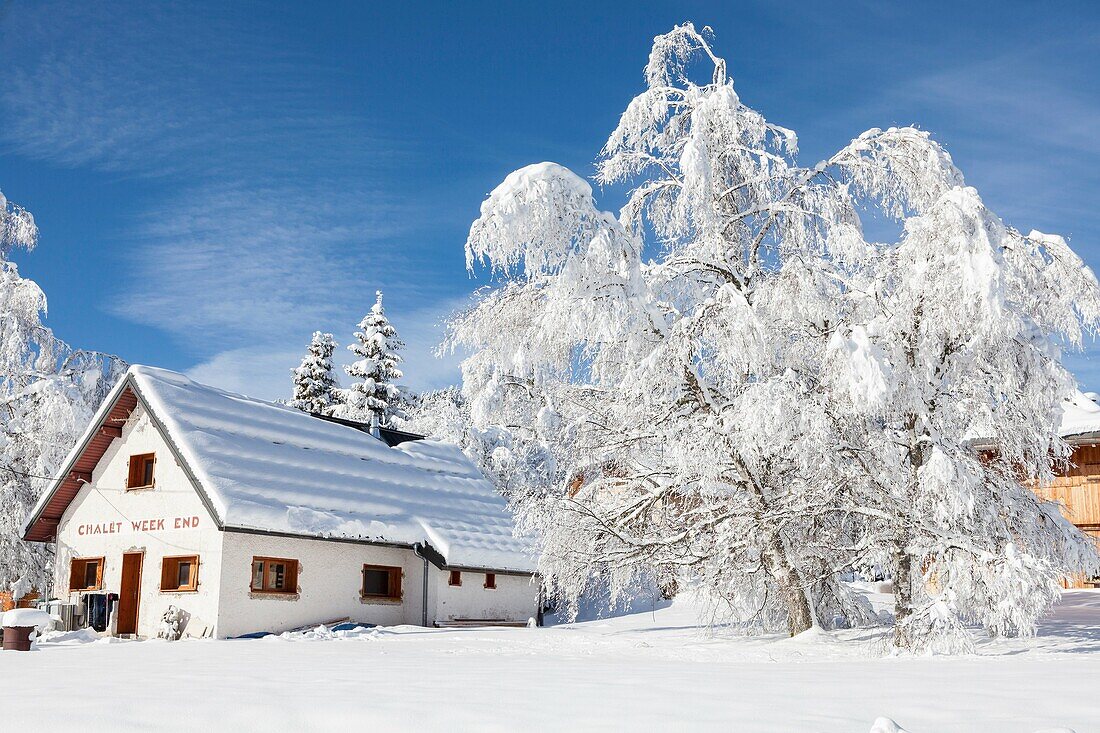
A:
370,410,381,440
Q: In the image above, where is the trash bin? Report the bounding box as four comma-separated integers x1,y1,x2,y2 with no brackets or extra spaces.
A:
2,625,34,651
1,607,56,651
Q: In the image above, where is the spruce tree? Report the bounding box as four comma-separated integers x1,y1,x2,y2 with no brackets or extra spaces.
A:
339,291,404,425
289,331,339,415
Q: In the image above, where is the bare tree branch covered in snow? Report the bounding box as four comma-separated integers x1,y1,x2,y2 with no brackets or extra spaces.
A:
397,387,558,499
0,189,126,596
449,22,1100,649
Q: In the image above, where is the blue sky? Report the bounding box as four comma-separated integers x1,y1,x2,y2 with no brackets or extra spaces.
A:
2,1,1098,399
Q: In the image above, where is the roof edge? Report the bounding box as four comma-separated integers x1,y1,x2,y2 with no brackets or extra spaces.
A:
128,373,226,533
20,371,135,540
21,368,228,541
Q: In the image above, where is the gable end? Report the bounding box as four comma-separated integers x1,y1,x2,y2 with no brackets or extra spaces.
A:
21,376,223,542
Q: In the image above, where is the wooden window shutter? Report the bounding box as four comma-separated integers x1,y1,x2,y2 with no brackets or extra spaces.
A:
127,457,141,489
160,559,172,591
286,560,299,593
69,560,81,591
127,453,155,488
390,568,402,599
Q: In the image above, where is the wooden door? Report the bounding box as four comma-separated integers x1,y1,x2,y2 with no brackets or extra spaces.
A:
117,552,143,635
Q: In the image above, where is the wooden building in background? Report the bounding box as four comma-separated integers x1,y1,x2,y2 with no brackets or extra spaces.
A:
1037,391,1100,588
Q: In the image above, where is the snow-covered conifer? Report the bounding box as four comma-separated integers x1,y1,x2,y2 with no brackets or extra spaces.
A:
337,291,405,425
289,331,339,415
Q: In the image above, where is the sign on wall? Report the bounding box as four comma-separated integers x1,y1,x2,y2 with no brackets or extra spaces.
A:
76,516,201,536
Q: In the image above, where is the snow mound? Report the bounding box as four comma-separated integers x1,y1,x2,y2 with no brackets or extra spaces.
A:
2,608,56,628
869,718,909,733
266,623,386,641
38,627,100,644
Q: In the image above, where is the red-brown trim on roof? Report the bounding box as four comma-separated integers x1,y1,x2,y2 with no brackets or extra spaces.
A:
22,387,138,542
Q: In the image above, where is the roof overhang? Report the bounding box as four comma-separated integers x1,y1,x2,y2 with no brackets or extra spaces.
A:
22,376,137,542
1064,432,1100,446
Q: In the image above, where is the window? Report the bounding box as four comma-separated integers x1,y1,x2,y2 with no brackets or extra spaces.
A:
161,555,199,592
68,557,104,591
448,570,462,586
251,557,299,594
127,453,156,489
484,572,496,590
361,564,402,601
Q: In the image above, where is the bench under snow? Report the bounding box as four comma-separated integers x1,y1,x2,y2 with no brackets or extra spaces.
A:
434,619,529,628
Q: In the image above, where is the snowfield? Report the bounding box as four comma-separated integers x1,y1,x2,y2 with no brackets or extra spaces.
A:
2,590,1098,732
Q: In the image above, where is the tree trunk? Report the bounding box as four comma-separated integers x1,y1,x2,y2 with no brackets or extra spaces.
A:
761,526,815,636
894,411,923,650
742,467,815,636
892,533,913,648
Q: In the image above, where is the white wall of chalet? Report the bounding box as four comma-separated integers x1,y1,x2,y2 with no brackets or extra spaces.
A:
434,569,538,624
52,403,538,639
54,406,224,638
217,531,424,637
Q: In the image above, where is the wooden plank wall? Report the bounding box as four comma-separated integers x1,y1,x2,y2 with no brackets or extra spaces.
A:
1036,443,1100,588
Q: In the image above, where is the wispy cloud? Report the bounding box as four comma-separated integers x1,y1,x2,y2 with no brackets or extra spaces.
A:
0,3,395,178
187,294,469,401
839,31,1100,236
0,1,471,396
112,180,427,350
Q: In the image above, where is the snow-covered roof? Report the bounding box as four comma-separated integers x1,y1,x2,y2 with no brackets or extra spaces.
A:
1059,390,1100,440
26,365,536,573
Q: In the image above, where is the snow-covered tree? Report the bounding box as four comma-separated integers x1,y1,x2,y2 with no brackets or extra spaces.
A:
398,386,558,498
289,331,339,415
826,191,1100,650
449,23,1100,647
1,189,125,596
337,291,405,425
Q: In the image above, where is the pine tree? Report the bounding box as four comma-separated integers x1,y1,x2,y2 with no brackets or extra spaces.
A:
289,331,339,415
338,291,404,425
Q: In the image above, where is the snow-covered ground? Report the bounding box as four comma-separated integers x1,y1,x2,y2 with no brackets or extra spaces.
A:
2,590,1099,732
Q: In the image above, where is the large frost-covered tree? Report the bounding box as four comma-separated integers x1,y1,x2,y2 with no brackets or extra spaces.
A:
337,291,405,425
449,23,1100,647
1,189,125,596
825,191,1100,650
289,331,339,415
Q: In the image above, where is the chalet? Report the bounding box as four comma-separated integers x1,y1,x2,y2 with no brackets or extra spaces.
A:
21,366,539,638
1041,391,1100,588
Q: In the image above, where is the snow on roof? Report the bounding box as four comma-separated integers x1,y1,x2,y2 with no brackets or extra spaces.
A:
1059,390,1100,439
95,366,534,572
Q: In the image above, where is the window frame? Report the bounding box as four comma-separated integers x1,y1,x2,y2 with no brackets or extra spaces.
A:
250,556,299,595
448,569,462,587
68,556,105,592
126,452,157,490
360,564,403,601
484,572,496,590
160,555,199,592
